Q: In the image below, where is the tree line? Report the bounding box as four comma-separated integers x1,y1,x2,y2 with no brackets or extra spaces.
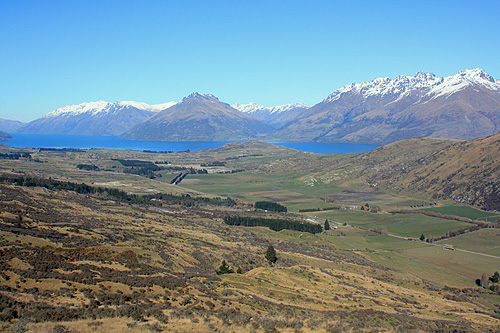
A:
0,152,31,160
224,216,322,234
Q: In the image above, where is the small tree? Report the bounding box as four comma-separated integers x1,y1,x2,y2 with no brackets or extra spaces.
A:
216,260,233,275
324,219,330,231
490,271,499,283
265,245,277,264
420,233,425,241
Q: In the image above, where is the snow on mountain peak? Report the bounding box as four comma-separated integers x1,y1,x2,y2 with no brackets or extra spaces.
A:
427,68,499,99
324,69,499,103
44,100,177,118
461,68,495,82
232,102,310,115
117,101,177,111
231,102,264,113
183,92,219,102
44,101,112,118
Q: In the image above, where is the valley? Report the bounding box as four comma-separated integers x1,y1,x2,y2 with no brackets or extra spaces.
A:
0,138,499,332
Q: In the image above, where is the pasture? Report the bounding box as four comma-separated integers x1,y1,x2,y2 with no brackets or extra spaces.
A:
423,205,500,221
434,228,500,257
313,210,473,238
182,172,343,210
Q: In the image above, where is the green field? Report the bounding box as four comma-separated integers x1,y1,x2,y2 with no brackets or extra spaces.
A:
423,205,500,221
313,210,473,238
182,172,343,211
435,228,500,257
396,245,500,284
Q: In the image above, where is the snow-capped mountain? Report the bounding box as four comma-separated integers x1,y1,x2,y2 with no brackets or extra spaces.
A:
274,69,500,144
18,100,177,136
41,101,177,118
123,93,274,141
324,68,499,103
232,102,309,129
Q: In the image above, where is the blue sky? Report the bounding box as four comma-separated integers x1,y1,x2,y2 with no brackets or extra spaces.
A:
1,0,499,122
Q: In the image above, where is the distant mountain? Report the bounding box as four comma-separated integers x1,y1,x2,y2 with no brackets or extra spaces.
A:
123,93,274,141
17,100,176,136
0,130,12,141
232,102,309,129
274,69,500,144
0,119,25,133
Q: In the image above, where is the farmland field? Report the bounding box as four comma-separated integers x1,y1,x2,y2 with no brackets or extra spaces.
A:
312,210,473,238
423,205,500,221
434,228,500,257
183,172,343,211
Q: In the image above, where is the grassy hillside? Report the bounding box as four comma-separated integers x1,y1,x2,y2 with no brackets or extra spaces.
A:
303,134,500,211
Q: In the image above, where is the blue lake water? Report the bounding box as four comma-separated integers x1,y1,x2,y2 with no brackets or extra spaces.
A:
5,134,378,155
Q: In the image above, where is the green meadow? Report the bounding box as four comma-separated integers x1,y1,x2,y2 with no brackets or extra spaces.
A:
312,210,472,238
423,205,500,221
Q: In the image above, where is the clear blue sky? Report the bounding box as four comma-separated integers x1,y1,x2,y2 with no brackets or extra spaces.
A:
1,0,499,122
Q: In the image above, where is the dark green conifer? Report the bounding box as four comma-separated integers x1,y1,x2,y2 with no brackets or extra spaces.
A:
265,244,277,264
324,219,330,231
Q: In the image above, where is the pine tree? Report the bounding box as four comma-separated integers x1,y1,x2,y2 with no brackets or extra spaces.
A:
324,219,330,231
216,259,233,275
265,244,277,264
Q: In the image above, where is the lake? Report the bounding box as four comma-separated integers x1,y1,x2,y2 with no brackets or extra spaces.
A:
4,134,378,155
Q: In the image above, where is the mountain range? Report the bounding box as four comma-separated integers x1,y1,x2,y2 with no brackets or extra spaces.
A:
274,68,500,144
12,68,500,144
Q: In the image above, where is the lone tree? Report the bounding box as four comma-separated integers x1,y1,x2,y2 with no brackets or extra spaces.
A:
265,244,277,264
420,233,425,241
324,219,330,231
216,259,233,275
